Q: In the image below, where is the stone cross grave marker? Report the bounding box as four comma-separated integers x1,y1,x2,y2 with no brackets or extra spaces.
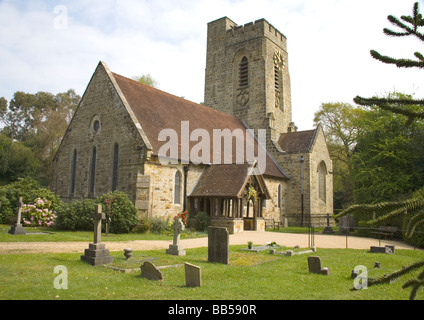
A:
80,204,114,266
8,197,26,235
166,218,186,256
322,213,335,234
208,226,229,264
185,262,202,287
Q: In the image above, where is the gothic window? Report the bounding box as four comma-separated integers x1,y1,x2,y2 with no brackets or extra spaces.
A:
70,149,77,196
174,170,182,204
89,146,97,194
318,161,327,202
239,56,248,88
112,143,119,191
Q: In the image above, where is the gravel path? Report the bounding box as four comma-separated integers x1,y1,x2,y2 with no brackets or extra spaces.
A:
0,231,417,254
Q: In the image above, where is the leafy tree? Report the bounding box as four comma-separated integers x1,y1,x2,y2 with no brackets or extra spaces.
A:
314,102,366,208
132,74,159,88
351,93,424,204
354,2,424,123
337,2,424,299
0,89,80,185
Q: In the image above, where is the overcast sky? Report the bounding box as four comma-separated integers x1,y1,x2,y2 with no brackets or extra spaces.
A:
0,0,423,130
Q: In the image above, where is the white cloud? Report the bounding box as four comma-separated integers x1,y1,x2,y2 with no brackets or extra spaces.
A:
0,0,423,131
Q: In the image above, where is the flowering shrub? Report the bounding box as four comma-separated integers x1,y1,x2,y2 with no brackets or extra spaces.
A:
175,211,188,226
22,198,56,227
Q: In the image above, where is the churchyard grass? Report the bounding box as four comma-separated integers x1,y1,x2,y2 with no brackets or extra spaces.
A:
1,245,423,300
0,224,207,242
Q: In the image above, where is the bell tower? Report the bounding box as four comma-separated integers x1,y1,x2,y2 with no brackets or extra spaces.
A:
204,17,296,144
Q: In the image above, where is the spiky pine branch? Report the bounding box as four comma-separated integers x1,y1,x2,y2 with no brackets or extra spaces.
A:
355,2,424,122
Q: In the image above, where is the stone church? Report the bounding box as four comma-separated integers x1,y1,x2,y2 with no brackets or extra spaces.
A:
51,17,333,232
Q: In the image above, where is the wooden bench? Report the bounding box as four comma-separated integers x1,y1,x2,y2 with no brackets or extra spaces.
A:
371,226,397,239
265,219,280,230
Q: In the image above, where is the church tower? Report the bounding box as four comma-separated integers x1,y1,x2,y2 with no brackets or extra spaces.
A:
204,17,297,144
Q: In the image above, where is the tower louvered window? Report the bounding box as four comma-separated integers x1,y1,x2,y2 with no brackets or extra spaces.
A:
239,56,248,87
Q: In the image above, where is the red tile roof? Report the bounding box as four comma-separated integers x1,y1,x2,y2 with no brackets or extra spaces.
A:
111,71,288,179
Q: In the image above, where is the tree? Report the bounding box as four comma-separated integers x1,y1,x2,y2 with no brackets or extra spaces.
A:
0,89,80,185
132,74,159,88
354,2,424,123
337,2,424,299
314,102,366,208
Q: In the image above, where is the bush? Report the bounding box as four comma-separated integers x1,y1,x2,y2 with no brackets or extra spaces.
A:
149,217,170,234
97,191,138,234
22,198,56,227
132,217,152,233
195,211,210,232
55,198,96,231
0,178,62,224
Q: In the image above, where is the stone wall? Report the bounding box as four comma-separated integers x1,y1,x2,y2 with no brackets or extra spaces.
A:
204,17,293,137
51,63,145,203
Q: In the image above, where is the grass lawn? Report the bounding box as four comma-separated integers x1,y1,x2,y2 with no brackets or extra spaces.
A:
0,224,207,242
1,244,424,300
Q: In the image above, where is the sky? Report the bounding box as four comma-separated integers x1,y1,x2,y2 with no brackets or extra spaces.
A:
0,0,423,131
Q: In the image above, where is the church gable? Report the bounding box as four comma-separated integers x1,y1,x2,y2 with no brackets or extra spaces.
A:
52,62,146,201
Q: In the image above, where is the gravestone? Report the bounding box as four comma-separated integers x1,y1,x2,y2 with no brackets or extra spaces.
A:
140,261,163,281
185,262,202,287
338,215,356,234
166,218,186,256
8,197,26,235
208,226,229,264
322,213,335,234
370,245,395,254
308,256,330,275
81,204,114,266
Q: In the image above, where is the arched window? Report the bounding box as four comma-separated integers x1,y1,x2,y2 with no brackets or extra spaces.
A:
89,146,97,194
318,161,327,202
239,56,248,88
112,144,119,191
174,170,182,204
70,149,77,195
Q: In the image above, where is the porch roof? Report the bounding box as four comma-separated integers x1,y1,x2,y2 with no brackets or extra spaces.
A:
188,163,270,199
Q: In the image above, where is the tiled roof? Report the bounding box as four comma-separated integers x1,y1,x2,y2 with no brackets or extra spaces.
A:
111,71,288,179
189,163,270,198
277,129,317,153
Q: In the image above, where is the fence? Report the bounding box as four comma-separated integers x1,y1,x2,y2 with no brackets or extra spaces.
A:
304,225,424,250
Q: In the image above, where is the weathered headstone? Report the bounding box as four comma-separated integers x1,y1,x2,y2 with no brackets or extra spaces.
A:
208,226,229,264
81,204,114,266
141,261,163,281
8,197,26,235
370,245,395,254
338,215,356,234
308,256,330,275
166,218,186,256
185,262,202,287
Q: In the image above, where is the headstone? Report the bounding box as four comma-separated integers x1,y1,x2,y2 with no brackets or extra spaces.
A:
308,256,330,276
140,261,163,281
322,213,335,234
81,204,114,266
166,218,186,256
208,226,229,264
370,245,394,254
8,197,26,235
185,262,202,287
338,215,356,234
